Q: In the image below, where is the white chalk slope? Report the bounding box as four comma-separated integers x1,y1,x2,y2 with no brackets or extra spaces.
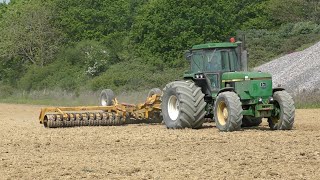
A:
255,41,320,94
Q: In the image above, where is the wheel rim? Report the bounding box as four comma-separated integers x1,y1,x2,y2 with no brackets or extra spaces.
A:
101,95,107,106
168,95,180,121
217,101,228,126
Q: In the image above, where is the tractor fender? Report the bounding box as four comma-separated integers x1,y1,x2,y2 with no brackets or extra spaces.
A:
272,87,285,93
217,87,235,95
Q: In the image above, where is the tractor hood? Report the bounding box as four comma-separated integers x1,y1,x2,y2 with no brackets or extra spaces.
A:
222,71,273,99
222,71,271,82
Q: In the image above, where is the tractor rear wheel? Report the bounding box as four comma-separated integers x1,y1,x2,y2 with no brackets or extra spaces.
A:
100,89,115,106
161,81,207,129
214,92,243,132
268,91,295,130
242,116,262,127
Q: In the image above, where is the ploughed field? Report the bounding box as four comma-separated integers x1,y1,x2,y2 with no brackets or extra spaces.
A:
1,103,320,179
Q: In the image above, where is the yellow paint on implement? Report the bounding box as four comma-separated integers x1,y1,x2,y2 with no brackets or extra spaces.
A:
39,105,121,124
38,94,162,127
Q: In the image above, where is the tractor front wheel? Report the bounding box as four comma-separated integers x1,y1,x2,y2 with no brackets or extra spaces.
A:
268,91,295,130
161,81,207,129
214,92,243,132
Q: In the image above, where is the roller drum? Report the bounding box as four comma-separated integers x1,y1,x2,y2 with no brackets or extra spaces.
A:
44,112,125,128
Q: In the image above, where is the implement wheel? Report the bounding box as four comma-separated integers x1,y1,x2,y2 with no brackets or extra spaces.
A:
148,88,162,97
268,91,295,130
161,81,206,129
147,88,163,123
242,116,262,127
100,89,115,106
214,92,243,132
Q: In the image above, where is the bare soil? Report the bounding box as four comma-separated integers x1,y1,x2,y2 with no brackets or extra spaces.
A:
1,103,320,180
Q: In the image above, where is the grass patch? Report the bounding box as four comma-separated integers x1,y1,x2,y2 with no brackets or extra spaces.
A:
1,89,319,110
294,90,320,109
0,90,98,106
295,103,320,109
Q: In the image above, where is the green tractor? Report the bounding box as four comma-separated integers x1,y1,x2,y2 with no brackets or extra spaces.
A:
161,41,295,131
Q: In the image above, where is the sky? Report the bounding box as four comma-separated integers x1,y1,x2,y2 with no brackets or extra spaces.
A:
1,0,10,3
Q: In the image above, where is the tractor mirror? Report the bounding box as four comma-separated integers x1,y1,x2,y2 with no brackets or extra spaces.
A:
184,50,192,61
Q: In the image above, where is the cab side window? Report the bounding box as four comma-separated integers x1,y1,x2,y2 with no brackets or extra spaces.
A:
206,74,219,90
191,51,204,72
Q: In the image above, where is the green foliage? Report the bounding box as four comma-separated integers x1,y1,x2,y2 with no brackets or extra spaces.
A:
235,0,272,30
0,0,60,66
18,61,86,91
57,40,120,77
131,0,237,66
291,22,320,35
242,22,320,67
53,0,133,42
0,2,7,18
0,57,26,86
90,60,185,91
266,0,320,24
0,0,320,98
0,84,14,98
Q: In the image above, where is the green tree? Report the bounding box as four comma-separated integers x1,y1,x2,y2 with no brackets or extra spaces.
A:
0,2,7,16
53,0,133,42
266,0,320,24
52,0,146,65
57,40,120,77
234,0,272,29
0,0,61,66
304,0,320,24
131,0,240,67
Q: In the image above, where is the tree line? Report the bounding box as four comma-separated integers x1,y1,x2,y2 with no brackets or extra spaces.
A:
0,0,319,93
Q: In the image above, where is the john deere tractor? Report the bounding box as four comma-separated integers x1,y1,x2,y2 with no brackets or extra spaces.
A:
161,41,295,131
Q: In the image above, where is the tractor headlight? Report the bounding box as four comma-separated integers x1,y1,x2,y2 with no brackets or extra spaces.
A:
195,73,204,79
269,97,274,103
258,97,263,103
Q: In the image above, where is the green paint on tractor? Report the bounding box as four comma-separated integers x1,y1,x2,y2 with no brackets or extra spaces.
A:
161,40,295,131
192,42,238,50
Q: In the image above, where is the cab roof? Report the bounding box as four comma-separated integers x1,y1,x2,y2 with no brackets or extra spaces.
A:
192,42,238,50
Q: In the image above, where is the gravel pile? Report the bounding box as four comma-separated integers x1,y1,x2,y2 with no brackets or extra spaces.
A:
255,41,320,94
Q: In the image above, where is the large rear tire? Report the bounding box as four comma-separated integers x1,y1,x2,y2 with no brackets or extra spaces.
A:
161,81,207,129
242,116,262,127
268,91,295,130
100,89,115,106
214,92,243,132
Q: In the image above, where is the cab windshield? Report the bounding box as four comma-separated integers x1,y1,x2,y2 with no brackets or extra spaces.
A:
191,48,240,72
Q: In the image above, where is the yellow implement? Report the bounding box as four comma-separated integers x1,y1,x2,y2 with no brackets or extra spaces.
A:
39,93,162,128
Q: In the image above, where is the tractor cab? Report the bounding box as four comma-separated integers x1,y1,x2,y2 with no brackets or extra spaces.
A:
184,42,247,95
190,46,240,73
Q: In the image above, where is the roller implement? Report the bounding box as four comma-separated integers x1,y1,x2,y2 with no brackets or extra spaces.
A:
39,39,295,131
39,89,162,128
